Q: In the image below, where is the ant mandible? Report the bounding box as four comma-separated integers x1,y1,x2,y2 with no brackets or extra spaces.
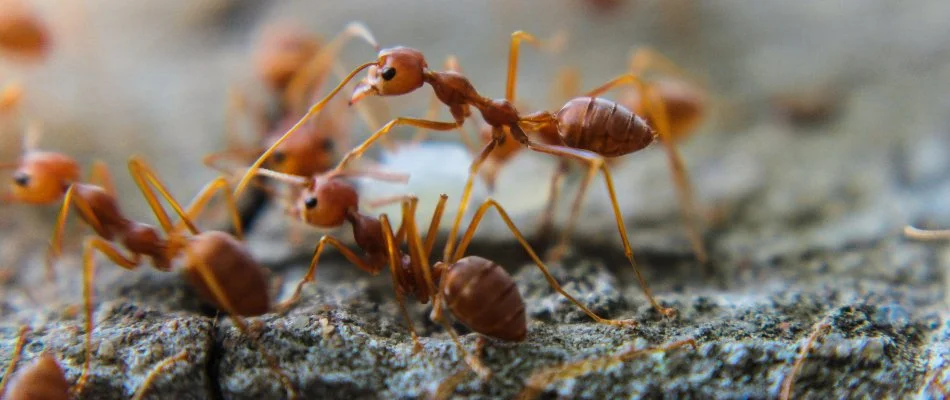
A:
0,325,190,400
234,27,681,317
44,157,299,399
253,166,636,379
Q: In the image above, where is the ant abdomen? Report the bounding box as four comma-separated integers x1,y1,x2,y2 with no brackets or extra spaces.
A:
183,231,271,316
4,353,69,400
442,256,526,342
556,96,655,157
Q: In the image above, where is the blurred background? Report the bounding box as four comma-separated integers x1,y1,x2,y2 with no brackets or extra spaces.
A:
2,0,950,270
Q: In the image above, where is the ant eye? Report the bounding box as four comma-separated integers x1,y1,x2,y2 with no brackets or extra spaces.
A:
381,67,396,81
272,151,286,164
304,197,318,209
320,139,334,152
12,172,29,187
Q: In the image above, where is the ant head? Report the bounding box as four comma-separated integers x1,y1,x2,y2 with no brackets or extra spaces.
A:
8,152,80,204
351,47,428,104
297,175,359,228
0,0,52,62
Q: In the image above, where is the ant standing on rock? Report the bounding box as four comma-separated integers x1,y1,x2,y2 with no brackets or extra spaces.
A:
235,26,691,318
45,157,300,399
249,166,637,379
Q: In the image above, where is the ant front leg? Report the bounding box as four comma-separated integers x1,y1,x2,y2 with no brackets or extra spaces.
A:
537,159,570,241
516,338,697,400
378,213,426,353
276,234,376,312
332,117,459,173
452,198,638,327
76,237,143,395
524,141,676,318
0,325,29,397
780,319,832,400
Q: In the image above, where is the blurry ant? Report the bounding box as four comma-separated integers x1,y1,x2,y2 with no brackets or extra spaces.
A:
254,166,636,379
236,28,687,317
205,22,383,233
0,325,190,400
0,0,51,62
45,157,298,399
515,338,697,400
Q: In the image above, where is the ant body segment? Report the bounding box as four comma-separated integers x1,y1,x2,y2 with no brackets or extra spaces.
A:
235,27,686,317
45,158,299,399
0,325,189,400
253,167,636,379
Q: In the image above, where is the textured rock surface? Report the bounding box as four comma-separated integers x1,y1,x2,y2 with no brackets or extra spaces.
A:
2,0,950,399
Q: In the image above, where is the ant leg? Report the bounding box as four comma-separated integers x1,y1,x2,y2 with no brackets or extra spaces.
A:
236,61,378,196
431,367,473,400
586,73,706,263
276,234,376,312
628,47,697,80
171,177,244,239
453,198,637,327
505,31,542,103
0,80,23,114
75,237,143,395
332,117,460,173
378,214,424,353
0,325,29,397
284,22,379,112
87,160,115,197
517,338,696,400
904,226,950,240
537,159,570,240
20,120,42,152
524,141,675,317
127,158,186,234
780,320,832,400
46,185,108,280
131,349,189,400
187,251,298,400
443,140,498,265
423,194,449,257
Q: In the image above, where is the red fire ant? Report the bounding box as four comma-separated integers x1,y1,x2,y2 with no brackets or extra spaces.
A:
0,325,190,400
235,27,687,317
44,157,299,398
251,166,637,379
